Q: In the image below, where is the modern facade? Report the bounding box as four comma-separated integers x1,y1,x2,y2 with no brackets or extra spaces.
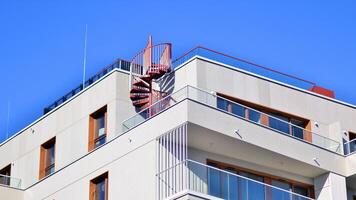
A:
1,37,356,200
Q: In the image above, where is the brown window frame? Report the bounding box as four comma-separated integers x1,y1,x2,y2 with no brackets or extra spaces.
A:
88,106,108,151
39,137,56,179
217,93,312,142
89,172,108,200
0,164,11,186
207,159,314,198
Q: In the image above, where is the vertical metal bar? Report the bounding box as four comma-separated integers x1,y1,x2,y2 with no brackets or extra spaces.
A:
173,129,176,194
227,174,230,200
156,137,158,200
179,125,182,192
165,133,168,198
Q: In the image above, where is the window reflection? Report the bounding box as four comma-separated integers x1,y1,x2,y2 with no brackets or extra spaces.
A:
269,113,290,134
207,161,313,200
272,179,292,200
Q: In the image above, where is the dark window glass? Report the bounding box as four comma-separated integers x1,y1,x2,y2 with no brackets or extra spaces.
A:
42,139,55,177
240,172,265,200
222,168,238,200
217,97,228,111
269,113,290,134
208,164,221,197
271,179,292,200
350,141,356,154
95,179,106,200
293,186,309,200
231,103,245,118
291,119,305,140
248,109,261,123
95,115,106,138
91,173,108,200
93,111,106,148
0,165,11,186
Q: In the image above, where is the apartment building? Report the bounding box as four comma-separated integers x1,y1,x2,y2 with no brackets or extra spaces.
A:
1,37,356,200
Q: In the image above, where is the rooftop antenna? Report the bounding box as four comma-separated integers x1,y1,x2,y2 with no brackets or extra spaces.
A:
82,24,88,89
6,101,10,139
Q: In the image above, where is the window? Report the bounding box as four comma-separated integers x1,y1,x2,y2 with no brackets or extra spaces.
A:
89,106,107,151
207,160,314,199
39,137,56,179
217,93,312,142
269,113,290,135
217,97,245,118
240,172,265,200
0,164,11,186
271,179,292,199
90,172,108,200
348,132,356,154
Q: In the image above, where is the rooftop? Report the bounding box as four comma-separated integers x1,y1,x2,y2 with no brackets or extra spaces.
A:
43,45,341,115
1,45,355,147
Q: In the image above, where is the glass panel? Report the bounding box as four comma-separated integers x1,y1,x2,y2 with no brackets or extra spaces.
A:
291,119,305,140
231,103,245,118
293,186,308,198
95,179,106,200
269,114,290,135
225,169,238,200
240,172,265,200
248,109,261,123
217,97,228,111
45,165,55,176
0,176,10,186
95,114,106,137
291,126,304,140
45,144,55,169
350,140,356,154
208,166,221,197
272,179,292,200
95,136,106,148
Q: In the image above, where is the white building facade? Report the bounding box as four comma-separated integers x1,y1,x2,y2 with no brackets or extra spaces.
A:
1,39,356,200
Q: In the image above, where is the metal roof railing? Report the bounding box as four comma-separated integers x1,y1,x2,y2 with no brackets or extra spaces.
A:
172,46,317,90
43,59,131,114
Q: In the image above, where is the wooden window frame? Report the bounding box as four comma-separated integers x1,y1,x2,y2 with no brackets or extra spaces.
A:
88,106,108,151
39,137,56,179
217,93,312,142
89,172,108,200
207,159,314,198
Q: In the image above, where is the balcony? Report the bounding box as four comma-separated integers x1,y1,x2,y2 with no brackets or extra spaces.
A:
344,139,356,155
0,174,22,189
157,159,313,200
122,86,341,154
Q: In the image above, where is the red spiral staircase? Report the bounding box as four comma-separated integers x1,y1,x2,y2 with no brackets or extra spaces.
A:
129,36,172,110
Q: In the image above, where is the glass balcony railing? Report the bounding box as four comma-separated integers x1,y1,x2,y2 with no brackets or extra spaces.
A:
157,159,313,200
344,138,356,155
122,85,341,154
0,174,22,189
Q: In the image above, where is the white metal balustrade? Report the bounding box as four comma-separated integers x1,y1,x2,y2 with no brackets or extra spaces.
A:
157,159,313,200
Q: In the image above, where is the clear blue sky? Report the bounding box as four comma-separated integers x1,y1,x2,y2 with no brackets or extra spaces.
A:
0,0,355,142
